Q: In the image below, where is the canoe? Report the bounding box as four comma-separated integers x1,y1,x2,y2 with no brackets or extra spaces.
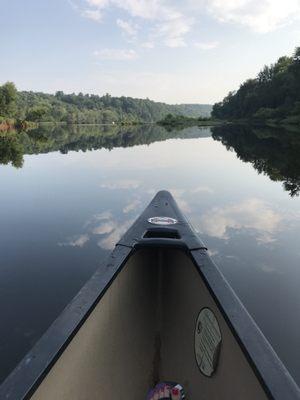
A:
1,191,299,400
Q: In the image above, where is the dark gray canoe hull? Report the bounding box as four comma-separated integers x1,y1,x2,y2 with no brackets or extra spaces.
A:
1,191,299,399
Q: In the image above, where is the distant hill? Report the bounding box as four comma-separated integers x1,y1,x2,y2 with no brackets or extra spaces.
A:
212,47,300,125
172,103,212,118
8,88,210,124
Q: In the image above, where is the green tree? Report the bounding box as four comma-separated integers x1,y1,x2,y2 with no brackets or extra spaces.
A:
212,47,300,124
26,106,50,122
0,82,18,117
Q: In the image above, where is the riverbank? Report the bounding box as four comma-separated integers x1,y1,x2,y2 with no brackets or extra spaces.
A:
0,119,222,136
0,120,145,135
157,114,223,128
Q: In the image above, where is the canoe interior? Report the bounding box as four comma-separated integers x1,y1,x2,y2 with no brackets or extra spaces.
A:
30,247,268,400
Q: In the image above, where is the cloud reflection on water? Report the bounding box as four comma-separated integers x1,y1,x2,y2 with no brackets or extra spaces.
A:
200,198,282,242
59,234,90,248
59,192,144,250
97,218,135,250
100,179,141,190
123,198,142,214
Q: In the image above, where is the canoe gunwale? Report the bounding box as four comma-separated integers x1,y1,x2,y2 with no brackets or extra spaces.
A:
0,190,299,400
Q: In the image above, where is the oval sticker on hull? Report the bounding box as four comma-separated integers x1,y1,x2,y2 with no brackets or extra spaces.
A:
195,308,222,377
148,216,178,225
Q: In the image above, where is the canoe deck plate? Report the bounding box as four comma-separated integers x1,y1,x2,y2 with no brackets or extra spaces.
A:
147,216,178,225
195,308,222,377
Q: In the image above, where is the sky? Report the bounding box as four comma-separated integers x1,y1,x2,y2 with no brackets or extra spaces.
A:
0,0,299,104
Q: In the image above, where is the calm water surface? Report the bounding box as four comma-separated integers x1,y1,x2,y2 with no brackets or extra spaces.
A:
0,124,300,384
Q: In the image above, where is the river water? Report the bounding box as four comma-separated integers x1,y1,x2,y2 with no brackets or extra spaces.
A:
0,123,299,385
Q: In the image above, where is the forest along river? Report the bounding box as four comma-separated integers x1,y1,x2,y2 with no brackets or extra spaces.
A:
0,123,300,385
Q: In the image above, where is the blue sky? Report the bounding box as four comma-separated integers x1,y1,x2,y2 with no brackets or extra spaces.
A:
1,0,299,103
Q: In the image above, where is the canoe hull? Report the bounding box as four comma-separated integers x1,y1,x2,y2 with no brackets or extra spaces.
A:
30,248,268,400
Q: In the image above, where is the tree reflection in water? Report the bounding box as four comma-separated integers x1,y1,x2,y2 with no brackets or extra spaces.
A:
0,123,210,165
212,124,300,197
0,132,24,168
1,123,300,197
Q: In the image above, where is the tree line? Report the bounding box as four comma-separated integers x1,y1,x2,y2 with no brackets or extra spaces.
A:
212,47,300,124
0,83,211,127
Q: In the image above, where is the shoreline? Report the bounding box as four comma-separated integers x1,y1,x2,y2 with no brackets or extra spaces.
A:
0,120,220,134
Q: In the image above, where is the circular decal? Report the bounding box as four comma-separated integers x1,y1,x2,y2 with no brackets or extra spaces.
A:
195,308,222,377
148,216,178,225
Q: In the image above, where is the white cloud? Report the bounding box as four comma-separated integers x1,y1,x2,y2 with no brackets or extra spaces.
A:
177,198,192,213
207,249,219,258
82,0,192,47
92,221,117,234
169,188,192,213
83,210,112,228
82,8,102,21
169,188,184,196
155,14,193,47
141,41,155,48
93,48,138,60
123,198,142,213
191,185,214,194
259,263,280,273
94,210,113,220
59,234,90,247
83,0,170,21
205,0,300,33
200,198,282,240
100,179,141,189
86,0,110,8
114,0,160,19
98,218,134,249
168,187,213,215
64,208,136,250
194,41,219,50
73,0,300,60
117,18,138,37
